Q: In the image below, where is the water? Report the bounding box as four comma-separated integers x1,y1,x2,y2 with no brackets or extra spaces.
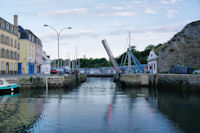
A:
0,78,200,133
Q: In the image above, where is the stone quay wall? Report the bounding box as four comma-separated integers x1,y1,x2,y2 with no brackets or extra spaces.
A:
119,74,200,90
4,74,87,88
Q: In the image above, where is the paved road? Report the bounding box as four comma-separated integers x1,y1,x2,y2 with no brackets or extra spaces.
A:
0,74,64,77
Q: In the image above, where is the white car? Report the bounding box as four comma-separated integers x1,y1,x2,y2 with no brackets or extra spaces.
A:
192,70,200,74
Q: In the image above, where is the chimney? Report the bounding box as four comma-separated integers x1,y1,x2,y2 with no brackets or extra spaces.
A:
14,15,18,27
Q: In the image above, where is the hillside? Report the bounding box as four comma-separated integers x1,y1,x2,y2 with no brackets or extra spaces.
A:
157,20,200,73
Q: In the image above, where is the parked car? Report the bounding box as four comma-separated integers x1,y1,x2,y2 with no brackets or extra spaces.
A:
192,70,200,74
50,68,58,74
57,68,64,74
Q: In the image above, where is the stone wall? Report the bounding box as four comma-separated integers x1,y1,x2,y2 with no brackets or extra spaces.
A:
119,74,200,90
157,20,200,73
154,74,200,90
119,74,149,87
4,74,87,88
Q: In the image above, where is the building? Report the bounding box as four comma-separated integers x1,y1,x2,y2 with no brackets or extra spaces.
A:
31,30,42,74
51,59,71,69
0,15,19,74
42,51,51,74
18,27,42,74
147,50,158,74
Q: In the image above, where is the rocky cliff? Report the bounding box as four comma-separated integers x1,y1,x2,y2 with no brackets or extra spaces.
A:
157,20,200,73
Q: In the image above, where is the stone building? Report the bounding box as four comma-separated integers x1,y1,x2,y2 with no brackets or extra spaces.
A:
156,20,200,73
0,15,20,74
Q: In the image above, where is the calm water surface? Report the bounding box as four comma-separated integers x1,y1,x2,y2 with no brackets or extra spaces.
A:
0,77,200,133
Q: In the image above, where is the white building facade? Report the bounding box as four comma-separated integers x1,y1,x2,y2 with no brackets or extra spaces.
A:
42,51,51,74
147,50,158,74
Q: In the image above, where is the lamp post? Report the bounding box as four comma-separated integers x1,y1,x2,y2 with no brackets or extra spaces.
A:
44,24,72,69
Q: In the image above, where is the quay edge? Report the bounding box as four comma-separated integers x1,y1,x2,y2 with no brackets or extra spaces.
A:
3,74,87,89
117,74,200,90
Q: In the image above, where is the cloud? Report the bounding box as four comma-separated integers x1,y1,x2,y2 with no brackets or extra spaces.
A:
38,8,88,16
166,9,178,18
41,28,100,42
108,22,186,36
98,11,136,16
145,8,157,14
112,6,125,10
161,0,183,4
111,22,123,27
77,29,93,34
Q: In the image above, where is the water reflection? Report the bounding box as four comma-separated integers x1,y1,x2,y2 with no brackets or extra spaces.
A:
0,78,200,133
0,92,43,132
150,89,200,133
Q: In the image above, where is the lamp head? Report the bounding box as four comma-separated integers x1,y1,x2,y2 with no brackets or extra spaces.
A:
44,24,48,27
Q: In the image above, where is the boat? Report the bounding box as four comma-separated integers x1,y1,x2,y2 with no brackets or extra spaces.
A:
0,78,21,92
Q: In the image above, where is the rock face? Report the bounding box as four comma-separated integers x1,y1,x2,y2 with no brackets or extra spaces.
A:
158,20,200,73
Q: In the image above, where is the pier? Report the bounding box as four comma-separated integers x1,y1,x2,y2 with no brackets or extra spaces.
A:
118,73,200,90
3,74,87,89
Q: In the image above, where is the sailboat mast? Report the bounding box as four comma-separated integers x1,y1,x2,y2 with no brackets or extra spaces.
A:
128,31,131,73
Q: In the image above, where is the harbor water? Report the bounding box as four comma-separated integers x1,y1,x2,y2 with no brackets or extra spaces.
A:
0,77,200,133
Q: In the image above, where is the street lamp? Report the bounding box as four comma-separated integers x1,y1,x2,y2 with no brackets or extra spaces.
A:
44,24,72,69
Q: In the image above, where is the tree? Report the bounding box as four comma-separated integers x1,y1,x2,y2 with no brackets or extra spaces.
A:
145,44,155,51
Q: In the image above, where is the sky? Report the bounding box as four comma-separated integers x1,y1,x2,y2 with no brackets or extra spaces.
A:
0,0,199,60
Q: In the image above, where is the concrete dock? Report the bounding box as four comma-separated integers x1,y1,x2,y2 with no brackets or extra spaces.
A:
118,74,200,90
4,74,87,88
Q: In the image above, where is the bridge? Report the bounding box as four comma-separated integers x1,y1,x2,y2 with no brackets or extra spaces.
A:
79,65,147,77
77,39,147,77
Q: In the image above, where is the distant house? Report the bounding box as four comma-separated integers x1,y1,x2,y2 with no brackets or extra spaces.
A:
147,50,158,74
42,51,51,74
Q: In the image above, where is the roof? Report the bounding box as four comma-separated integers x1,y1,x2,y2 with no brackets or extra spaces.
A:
18,26,42,46
147,50,158,61
18,26,29,39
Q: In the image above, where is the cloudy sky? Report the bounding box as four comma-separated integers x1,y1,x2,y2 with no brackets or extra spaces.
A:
0,0,199,59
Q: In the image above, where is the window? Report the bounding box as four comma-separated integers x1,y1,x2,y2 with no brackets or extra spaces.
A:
1,35,5,43
6,49,9,58
18,43,20,49
10,26,13,32
14,52,17,60
10,51,13,59
14,40,17,48
10,63,13,71
6,23,9,31
6,36,9,45
1,62,4,71
14,63,17,71
10,39,13,46
1,21,4,29
1,49,5,58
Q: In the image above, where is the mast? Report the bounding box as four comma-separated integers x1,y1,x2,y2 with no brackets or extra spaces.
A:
128,31,131,73
75,46,77,69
